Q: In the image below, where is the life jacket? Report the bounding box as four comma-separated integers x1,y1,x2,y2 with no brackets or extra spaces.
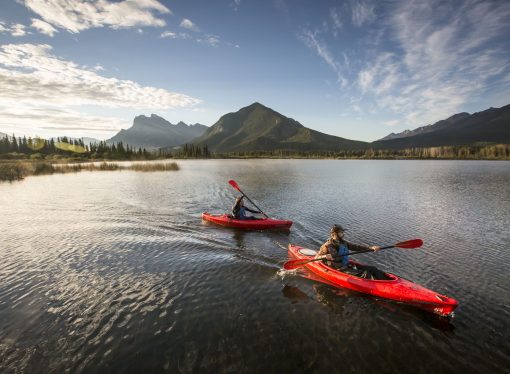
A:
320,239,349,267
338,242,349,266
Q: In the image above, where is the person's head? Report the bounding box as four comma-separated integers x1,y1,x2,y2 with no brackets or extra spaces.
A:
235,196,244,206
330,224,346,241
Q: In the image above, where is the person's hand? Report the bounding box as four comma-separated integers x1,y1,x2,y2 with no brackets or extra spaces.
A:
369,245,380,252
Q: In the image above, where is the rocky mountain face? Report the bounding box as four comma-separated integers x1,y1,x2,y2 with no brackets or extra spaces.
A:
108,114,208,149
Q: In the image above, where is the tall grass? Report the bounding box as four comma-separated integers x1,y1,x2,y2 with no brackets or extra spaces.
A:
0,161,179,182
128,162,179,171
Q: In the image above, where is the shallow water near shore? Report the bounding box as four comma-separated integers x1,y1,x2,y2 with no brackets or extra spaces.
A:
1,159,509,373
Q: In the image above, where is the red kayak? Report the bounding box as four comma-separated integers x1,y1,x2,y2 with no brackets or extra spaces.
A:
202,212,293,230
288,244,458,317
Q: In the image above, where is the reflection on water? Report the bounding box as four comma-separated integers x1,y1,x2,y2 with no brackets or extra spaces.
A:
0,160,509,372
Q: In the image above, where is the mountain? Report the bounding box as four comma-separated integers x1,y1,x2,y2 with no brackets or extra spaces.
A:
0,132,7,138
108,114,208,149
378,112,470,141
192,102,368,152
373,105,510,149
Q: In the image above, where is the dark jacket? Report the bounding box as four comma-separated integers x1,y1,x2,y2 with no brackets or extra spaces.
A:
232,202,259,219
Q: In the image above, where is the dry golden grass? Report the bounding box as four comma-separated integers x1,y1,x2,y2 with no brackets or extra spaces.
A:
0,161,179,182
127,162,179,172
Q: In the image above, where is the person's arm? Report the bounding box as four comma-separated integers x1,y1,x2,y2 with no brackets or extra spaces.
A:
344,240,380,252
315,242,331,259
244,207,261,214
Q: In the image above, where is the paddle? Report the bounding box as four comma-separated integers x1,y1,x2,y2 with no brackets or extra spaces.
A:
228,179,269,218
283,239,423,271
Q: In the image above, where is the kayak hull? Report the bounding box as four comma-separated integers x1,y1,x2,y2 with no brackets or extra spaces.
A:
202,212,293,230
288,244,458,317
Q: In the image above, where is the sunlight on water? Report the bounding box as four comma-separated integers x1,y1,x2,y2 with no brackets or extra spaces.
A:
0,160,509,372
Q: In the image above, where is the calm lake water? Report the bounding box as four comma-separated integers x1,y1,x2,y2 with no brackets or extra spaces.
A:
1,160,509,373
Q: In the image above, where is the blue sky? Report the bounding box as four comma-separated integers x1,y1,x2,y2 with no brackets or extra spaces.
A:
0,0,509,142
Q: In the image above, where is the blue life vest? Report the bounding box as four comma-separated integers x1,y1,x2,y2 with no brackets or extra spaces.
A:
237,207,247,220
338,243,349,266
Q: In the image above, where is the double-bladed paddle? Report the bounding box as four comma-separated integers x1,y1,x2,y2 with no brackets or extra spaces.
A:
283,239,423,271
228,179,269,218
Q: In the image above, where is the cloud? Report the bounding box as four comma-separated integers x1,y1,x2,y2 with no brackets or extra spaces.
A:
373,0,510,124
304,0,510,127
180,18,199,32
383,119,400,126
351,0,375,27
197,35,220,47
12,24,27,36
329,8,343,37
299,29,348,87
31,18,58,36
0,43,201,109
230,0,241,11
160,30,177,38
0,106,127,138
357,53,399,95
0,22,28,37
20,0,170,33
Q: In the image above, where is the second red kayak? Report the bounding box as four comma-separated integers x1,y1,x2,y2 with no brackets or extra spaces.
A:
288,244,458,317
202,212,293,230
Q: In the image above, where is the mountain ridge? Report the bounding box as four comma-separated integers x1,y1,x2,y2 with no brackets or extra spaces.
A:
373,104,510,149
108,114,208,149
192,102,368,152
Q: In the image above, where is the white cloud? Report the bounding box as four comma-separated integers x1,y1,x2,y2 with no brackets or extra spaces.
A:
0,43,201,109
0,106,126,138
351,0,375,27
197,35,220,47
12,24,27,36
160,30,177,38
20,0,170,33
300,29,348,87
374,0,510,125
231,0,241,11
357,53,399,95
180,18,199,32
329,8,343,37
383,119,399,126
3,23,28,37
31,18,58,36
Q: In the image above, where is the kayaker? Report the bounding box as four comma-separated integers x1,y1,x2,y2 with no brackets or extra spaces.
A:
316,224,387,280
231,196,261,220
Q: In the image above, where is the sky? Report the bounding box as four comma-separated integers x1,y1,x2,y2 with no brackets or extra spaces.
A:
0,0,509,142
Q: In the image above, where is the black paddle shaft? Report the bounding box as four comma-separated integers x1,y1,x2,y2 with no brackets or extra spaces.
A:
237,188,268,218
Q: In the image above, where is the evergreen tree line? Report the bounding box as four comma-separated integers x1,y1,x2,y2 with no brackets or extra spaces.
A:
214,144,510,160
0,135,150,159
174,144,211,158
1,134,508,160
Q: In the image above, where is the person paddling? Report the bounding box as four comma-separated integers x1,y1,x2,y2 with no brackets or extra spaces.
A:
231,196,261,220
316,224,387,280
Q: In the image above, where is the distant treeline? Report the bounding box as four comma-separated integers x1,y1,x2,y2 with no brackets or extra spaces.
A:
213,144,510,160
1,135,509,160
172,144,211,158
0,135,151,159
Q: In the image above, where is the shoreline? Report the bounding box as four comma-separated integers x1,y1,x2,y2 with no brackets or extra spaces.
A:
0,161,179,182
